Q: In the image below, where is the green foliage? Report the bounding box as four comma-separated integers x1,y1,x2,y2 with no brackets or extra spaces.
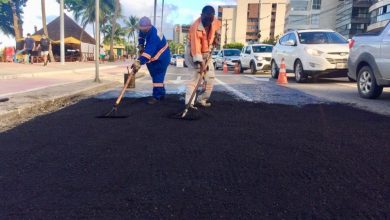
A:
223,42,244,50
124,15,139,46
0,0,28,37
168,41,184,54
262,35,280,45
102,23,126,45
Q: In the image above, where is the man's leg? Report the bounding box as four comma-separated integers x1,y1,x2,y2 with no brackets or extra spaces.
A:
148,63,167,103
198,61,215,106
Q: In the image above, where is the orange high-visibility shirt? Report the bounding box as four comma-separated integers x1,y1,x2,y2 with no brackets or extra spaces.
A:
188,17,221,63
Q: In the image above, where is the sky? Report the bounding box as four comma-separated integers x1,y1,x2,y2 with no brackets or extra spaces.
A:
0,0,236,47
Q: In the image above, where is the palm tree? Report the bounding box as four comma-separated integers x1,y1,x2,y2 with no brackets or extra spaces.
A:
124,15,139,49
108,0,120,61
63,0,114,60
40,0,54,61
8,0,24,40
102,23,125,45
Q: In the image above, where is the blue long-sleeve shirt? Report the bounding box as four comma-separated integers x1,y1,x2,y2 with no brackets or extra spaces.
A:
138,26,169,65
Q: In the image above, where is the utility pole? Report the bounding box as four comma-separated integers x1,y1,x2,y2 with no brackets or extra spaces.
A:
222,19,232,48
94,0,100,83
60,0,65,65
161,0,164,33
153,0,157,26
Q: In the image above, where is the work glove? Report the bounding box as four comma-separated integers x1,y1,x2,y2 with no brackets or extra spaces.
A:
131,60,141,73
137,45,145,56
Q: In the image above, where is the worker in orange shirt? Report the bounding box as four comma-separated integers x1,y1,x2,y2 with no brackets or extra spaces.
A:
184,5,221,107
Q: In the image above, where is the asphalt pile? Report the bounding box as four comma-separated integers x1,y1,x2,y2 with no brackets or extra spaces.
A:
0,92,389,219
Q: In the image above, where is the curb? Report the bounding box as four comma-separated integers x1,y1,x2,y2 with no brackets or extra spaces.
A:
0,81,116,132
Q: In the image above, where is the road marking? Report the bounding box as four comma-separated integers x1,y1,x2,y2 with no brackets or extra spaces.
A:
245,75,270,82
170,76,184,84
215,78,253,102
336,83,357,88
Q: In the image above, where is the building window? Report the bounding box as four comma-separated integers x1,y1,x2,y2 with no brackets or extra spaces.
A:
272,3,277,9
312,0,321,10
311,14,320,25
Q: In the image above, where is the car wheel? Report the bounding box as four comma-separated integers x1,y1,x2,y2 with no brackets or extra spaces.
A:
357,66,383,99
250,62,257,74
238,62,244,73
294,60,307,83
271,60,279,79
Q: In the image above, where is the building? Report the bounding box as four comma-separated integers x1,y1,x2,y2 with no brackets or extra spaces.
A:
285,0,339,31
368,0,390,31
173,24,190,45
336,0,374,39
218,5,237,48
217,0,287,47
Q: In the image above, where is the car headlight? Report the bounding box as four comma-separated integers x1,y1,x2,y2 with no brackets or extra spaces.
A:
305,48,324,56
254,56,263,61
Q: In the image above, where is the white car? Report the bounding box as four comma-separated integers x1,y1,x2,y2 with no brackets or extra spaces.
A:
214,49,241,70
239,44,273,74
271,29,349,82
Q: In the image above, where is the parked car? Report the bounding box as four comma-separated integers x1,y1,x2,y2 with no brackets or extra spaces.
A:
214,49,241,70
271,29,349,82
170,54,180,65
239,44,273,74
348,21,390,99
211,50,219,67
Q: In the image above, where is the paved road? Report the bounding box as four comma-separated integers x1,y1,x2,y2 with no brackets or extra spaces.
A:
0,65,389,218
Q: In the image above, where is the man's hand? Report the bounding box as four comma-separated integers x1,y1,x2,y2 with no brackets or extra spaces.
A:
196,61,207,74
137,45,144,56
131,60,141,73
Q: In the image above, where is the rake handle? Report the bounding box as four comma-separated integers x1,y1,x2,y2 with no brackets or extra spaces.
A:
185,47,214,109
115,66,136,106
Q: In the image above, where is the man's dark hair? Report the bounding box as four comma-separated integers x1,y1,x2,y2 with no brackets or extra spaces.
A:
202,5,215,15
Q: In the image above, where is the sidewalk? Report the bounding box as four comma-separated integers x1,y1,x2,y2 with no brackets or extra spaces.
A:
0,61,145,132
0,61,127,79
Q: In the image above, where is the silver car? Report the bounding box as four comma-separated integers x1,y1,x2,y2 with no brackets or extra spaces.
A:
214,49,241,70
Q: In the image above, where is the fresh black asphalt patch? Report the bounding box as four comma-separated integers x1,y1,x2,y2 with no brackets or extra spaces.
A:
0,92,389,219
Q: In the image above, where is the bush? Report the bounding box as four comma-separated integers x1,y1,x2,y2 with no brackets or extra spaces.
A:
223,42,244,50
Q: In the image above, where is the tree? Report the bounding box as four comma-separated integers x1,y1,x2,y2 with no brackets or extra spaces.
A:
124,15,138,47
223,42,244,50
41,0,54,61
108,0,120,61
262,35,280,45
168,41,184,54
102,23,125,45
62,0,114,60
0,0,28,41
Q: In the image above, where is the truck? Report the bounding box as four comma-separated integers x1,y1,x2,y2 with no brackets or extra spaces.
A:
348,22,390,99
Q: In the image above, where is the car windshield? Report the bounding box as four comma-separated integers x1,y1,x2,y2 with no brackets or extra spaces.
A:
298,32,348,44
252,46,273,53
212,51,219,55
224,50,241,56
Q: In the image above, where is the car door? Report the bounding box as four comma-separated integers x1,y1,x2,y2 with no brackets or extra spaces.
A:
380,27,390,79
240,46,247,67
285,33,299,71
243,46,251,68
274,34,289,67
216,50,224,68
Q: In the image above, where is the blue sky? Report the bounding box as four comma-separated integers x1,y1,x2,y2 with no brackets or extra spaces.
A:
0,0,236,47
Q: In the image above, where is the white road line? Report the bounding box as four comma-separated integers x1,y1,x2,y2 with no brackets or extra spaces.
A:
215,78,253,102
245,75,270,82
335,83,357,88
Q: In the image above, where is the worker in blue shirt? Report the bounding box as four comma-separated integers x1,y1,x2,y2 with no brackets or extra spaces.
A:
131,17,171,104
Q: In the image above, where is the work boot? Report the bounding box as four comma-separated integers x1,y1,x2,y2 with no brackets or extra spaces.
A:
147,97,163,105
198,99,211,107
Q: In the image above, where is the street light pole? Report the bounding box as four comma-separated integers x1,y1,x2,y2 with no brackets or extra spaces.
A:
153,0,157,26
94,0,100,83
161,0,164,33
60,0,65,65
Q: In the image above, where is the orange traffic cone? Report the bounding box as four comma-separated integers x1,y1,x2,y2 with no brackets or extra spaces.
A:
223,61,228,74
277,58,288,84
234,62,240,74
